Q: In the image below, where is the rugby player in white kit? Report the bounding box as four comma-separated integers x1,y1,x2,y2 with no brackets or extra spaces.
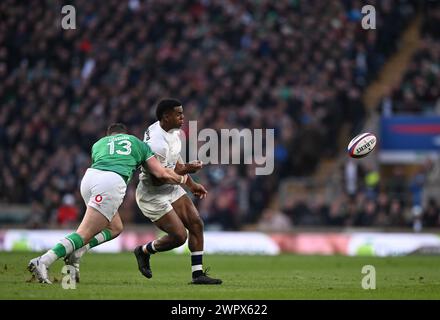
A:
134,98,222,285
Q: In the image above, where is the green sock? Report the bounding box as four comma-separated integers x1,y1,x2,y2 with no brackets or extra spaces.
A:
88,229,112,249
52,233,84,258
40,233,84,266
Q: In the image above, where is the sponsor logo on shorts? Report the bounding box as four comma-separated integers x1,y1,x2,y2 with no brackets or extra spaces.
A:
94,195,103,203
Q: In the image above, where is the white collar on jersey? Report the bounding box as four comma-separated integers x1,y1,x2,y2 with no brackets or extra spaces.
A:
157,121,180,135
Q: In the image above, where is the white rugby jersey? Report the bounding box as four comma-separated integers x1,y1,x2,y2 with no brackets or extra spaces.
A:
139,121,182,184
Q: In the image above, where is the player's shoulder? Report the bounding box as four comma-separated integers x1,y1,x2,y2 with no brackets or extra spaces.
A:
146,122,168,143
145,128,168,158
147,121,165,137
126,133,140,140
93,135,111,147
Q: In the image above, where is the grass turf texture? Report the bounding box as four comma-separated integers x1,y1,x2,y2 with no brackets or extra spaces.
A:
1,252,439,299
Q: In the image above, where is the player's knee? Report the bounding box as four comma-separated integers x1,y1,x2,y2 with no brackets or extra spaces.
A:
115,222,124,237
109,221,124,237
112,224,123,238
173,231,187,246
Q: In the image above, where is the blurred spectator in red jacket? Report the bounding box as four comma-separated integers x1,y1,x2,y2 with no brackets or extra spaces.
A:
56,194,79,227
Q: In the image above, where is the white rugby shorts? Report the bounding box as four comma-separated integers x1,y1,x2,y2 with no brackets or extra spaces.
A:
80,168,127,221
136,181,186,222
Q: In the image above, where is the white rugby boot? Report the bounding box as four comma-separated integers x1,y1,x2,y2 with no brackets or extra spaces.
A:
28,257,52,284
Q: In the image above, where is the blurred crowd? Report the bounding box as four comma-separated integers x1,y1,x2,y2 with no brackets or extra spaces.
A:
258,158,440,232
378,1,440,115
0,0,426,230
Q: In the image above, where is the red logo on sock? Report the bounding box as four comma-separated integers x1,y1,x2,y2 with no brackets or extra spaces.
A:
95,195,103,203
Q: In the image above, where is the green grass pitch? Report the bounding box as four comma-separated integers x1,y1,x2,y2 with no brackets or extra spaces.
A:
1,252,440,299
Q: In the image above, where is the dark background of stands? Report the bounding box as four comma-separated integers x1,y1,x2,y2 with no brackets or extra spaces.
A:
0,0,438,231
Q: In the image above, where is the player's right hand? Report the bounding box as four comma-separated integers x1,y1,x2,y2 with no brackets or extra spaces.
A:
190,182,208,199
185,160,203,173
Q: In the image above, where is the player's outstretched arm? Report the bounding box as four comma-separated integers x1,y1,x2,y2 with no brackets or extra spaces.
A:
175,160,203,175
145,157,187,185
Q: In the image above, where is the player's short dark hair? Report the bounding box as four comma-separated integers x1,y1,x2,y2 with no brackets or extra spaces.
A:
107,123,128,135
156,98,182,120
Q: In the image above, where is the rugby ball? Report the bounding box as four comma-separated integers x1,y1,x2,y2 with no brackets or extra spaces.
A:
347,133,377,158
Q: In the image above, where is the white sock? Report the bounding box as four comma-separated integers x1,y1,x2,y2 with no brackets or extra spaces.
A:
40,250,58,266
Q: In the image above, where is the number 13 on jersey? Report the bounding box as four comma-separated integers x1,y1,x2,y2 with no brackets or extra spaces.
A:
107,140,132,155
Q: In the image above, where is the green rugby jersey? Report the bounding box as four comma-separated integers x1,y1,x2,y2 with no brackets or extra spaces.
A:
91,133,155,183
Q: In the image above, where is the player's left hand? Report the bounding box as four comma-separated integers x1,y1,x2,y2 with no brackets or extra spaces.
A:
190,183,208,199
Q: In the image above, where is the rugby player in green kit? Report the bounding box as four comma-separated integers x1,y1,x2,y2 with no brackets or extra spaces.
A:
28,123,187,284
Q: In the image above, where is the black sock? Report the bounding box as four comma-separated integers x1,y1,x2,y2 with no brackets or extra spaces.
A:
191,251,203,278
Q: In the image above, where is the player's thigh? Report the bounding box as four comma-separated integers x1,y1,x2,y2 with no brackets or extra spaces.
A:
171,195,202,230
154,209,187,237
76,206,111,243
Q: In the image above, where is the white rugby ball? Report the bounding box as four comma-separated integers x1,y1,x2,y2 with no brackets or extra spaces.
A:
347,133,377,158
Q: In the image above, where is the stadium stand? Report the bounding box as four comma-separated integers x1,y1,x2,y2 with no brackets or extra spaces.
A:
1,0,437,230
